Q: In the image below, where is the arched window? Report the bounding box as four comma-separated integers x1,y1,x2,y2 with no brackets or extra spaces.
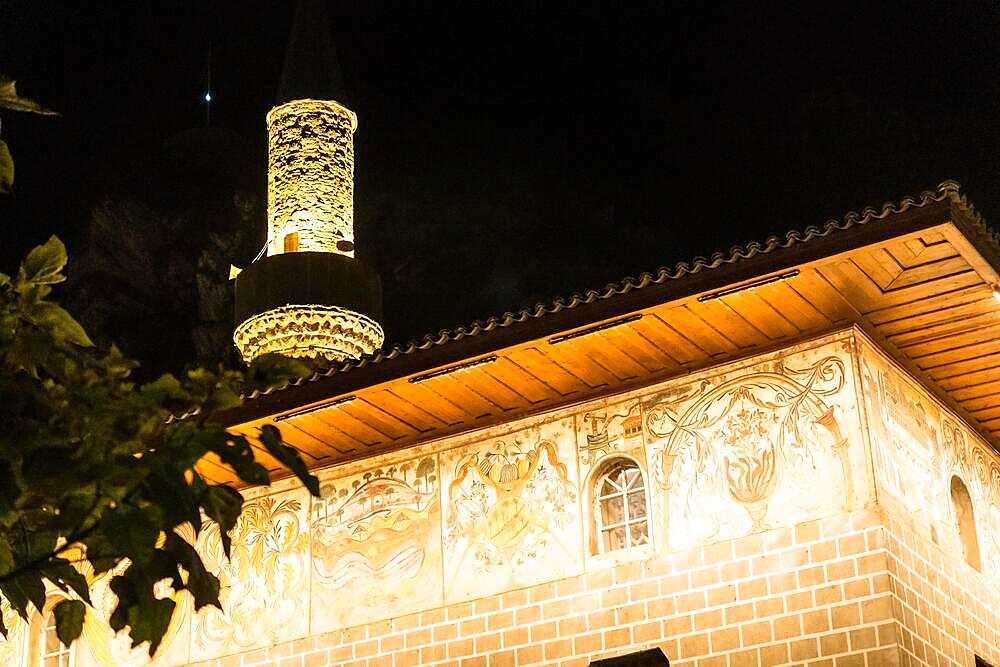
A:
950,475,981,571
283,231,300,253
26,600,75,667
594,459,649,553
39,611,73,667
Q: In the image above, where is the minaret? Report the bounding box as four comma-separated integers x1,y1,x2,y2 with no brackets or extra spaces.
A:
234,0,384,364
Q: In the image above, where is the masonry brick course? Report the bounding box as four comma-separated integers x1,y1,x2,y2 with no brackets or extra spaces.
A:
185,508,911,666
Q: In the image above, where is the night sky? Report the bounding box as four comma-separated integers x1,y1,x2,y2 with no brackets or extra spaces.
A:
2,1,999,374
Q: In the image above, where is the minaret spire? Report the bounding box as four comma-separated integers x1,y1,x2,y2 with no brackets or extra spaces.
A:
233,0,384,364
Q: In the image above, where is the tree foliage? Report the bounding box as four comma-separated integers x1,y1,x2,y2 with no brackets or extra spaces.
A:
0,235,319,655
0,76,58,194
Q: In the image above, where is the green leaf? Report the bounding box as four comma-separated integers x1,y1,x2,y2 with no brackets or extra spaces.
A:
1,573,46,620
53,599,85,646
0,77,58,115
163,533,219,611
100,505,160,565
43,558,92,605
32,302,93,347
21,235,67,285
109,572,175,656
0,534,13,577
258,424,320,497
200,485,243,558
205,434,270,487
0,140,12,194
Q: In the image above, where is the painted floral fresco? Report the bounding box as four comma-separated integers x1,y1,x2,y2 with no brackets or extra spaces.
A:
310,454,443,633
441,417,582,602
190,488,311,661
642,336,868,552
859,341,1000,594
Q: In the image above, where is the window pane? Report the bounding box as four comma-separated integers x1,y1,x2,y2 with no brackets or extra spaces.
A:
600,496,625,525
630,520,649,545
599,476,621,497
46,626,60,652
602,525,627,551
44,657,59,667
628,491,646,519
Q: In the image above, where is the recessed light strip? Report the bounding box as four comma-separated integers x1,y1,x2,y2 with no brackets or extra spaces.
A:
697,270,800,303
274,394,356,421
548,314,644,345
409,355,498,384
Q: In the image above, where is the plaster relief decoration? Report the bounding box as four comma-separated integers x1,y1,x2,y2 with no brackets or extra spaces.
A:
645,338,865,552
190,488,310,661
442,418,581,602
860,342,1000,592
310,455,442,633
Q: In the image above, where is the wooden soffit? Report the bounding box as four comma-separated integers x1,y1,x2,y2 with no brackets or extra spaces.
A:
199,182,1000,484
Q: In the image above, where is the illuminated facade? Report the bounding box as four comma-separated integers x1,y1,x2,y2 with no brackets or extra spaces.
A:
7,5,1000,666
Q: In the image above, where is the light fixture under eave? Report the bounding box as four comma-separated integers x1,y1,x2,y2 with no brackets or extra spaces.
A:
409,356,498,383
274,394,357,422
548,314,644,345
993,284,1000,304
697,270,800,302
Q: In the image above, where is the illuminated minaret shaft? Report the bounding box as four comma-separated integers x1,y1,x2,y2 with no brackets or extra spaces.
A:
234,0,384,364
266,99,357,258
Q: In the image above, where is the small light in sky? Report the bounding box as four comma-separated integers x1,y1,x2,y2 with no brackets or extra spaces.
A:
204,92,212,103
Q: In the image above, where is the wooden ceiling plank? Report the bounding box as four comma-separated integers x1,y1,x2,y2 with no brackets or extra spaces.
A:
928,354,1000,391
419,373,501,418
286,414,359,455
367,387,449,430
968,405,1000,423
871,288,992,330
756,280,832,331
541,339,619,387
659,304,741,356
719,290,800,340
386,382,468,426
343,396,437,438
510,347,585,396
887,306,1000,346
887,236,960,269
899,326,1000,359
861,273,984,319
913,338,1000,370
851,248,902,291
884,256,974,291
693,299,771,349
611,324,678,372
497,353,569,401
959,392,1000,413
457,366,532,411
952,380,1000,402
314,408,389,446
479,358,552,405
585,332,652,379
628,313,706,364
818,259,899,313
785,268,856,324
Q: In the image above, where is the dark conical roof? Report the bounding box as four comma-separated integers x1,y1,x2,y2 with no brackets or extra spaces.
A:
277,0,347,105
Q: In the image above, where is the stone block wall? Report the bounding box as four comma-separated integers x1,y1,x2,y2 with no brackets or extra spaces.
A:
185,508,898,667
